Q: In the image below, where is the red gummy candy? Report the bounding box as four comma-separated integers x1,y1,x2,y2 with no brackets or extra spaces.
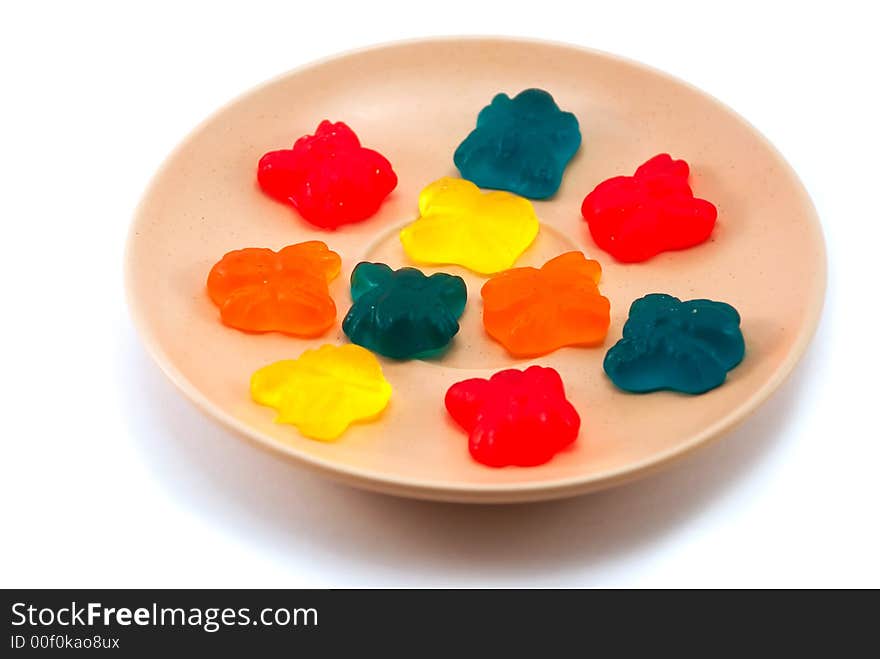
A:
445,366,580,468
258,121,397,229
581,154,717,262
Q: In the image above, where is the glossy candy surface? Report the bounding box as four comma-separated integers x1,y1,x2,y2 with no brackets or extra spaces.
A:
581,154,717,262
604,293,745,394
445,366,581,467
454,89,581,199
250,344,392,441
207,241,341,336
342,262,467,359
399,177,539,275
258,120,397,229
481,252,610,357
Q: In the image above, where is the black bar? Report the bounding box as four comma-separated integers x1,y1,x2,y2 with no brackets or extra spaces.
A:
2,589,874,652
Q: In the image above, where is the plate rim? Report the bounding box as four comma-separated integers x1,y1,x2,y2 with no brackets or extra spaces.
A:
124,36,827,503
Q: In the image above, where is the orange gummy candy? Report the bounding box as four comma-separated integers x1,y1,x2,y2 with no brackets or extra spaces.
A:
481,251,611,357
207,241,341,336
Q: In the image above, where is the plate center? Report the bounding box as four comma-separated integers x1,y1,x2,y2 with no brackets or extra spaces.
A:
358,220,579,369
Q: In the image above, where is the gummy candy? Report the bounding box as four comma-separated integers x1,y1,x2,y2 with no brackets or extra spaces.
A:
581,154,717,263
250,344,392,440
445,366,580,467
454,89,581,199
342,262,467,360
481,252,610,357
399,177,539,275
257,120,397,229
207,241,341,336
604,294,745,395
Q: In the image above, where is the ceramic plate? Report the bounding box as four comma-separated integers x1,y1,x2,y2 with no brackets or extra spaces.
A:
126,38,825,503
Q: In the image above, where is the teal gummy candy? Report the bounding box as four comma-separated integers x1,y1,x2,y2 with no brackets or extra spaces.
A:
342,262,467,360
453,89,581,199
604,294,745,395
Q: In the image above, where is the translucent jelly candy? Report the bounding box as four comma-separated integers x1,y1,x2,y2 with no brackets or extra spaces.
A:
342,262,467,359
257,120,397,229
581,154,717,263
481,252,610,357
207,241,341,336
604,294,745,395
399,177,539,275
445,366,580,467
250,344,392,440
454,89,581,199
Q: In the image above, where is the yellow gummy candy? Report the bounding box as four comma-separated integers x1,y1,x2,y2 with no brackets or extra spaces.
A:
250,344,392,441
399,177,540,275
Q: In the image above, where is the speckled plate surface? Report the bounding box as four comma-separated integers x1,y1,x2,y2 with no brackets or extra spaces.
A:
126,38,825,503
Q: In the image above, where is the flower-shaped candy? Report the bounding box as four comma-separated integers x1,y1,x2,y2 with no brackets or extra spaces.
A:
342,262,467,359
454,89,581,199
581,154,718,262
399,177,539,275
258,120,397,229
445,366,581,467
482,252,610,357
206,241,341,336
604,294,745,394
251,344,392,440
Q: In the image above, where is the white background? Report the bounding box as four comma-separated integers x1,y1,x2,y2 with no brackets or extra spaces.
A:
1,1,878,587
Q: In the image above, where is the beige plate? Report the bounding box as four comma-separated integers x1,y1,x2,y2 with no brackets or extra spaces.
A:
126,37,825,503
